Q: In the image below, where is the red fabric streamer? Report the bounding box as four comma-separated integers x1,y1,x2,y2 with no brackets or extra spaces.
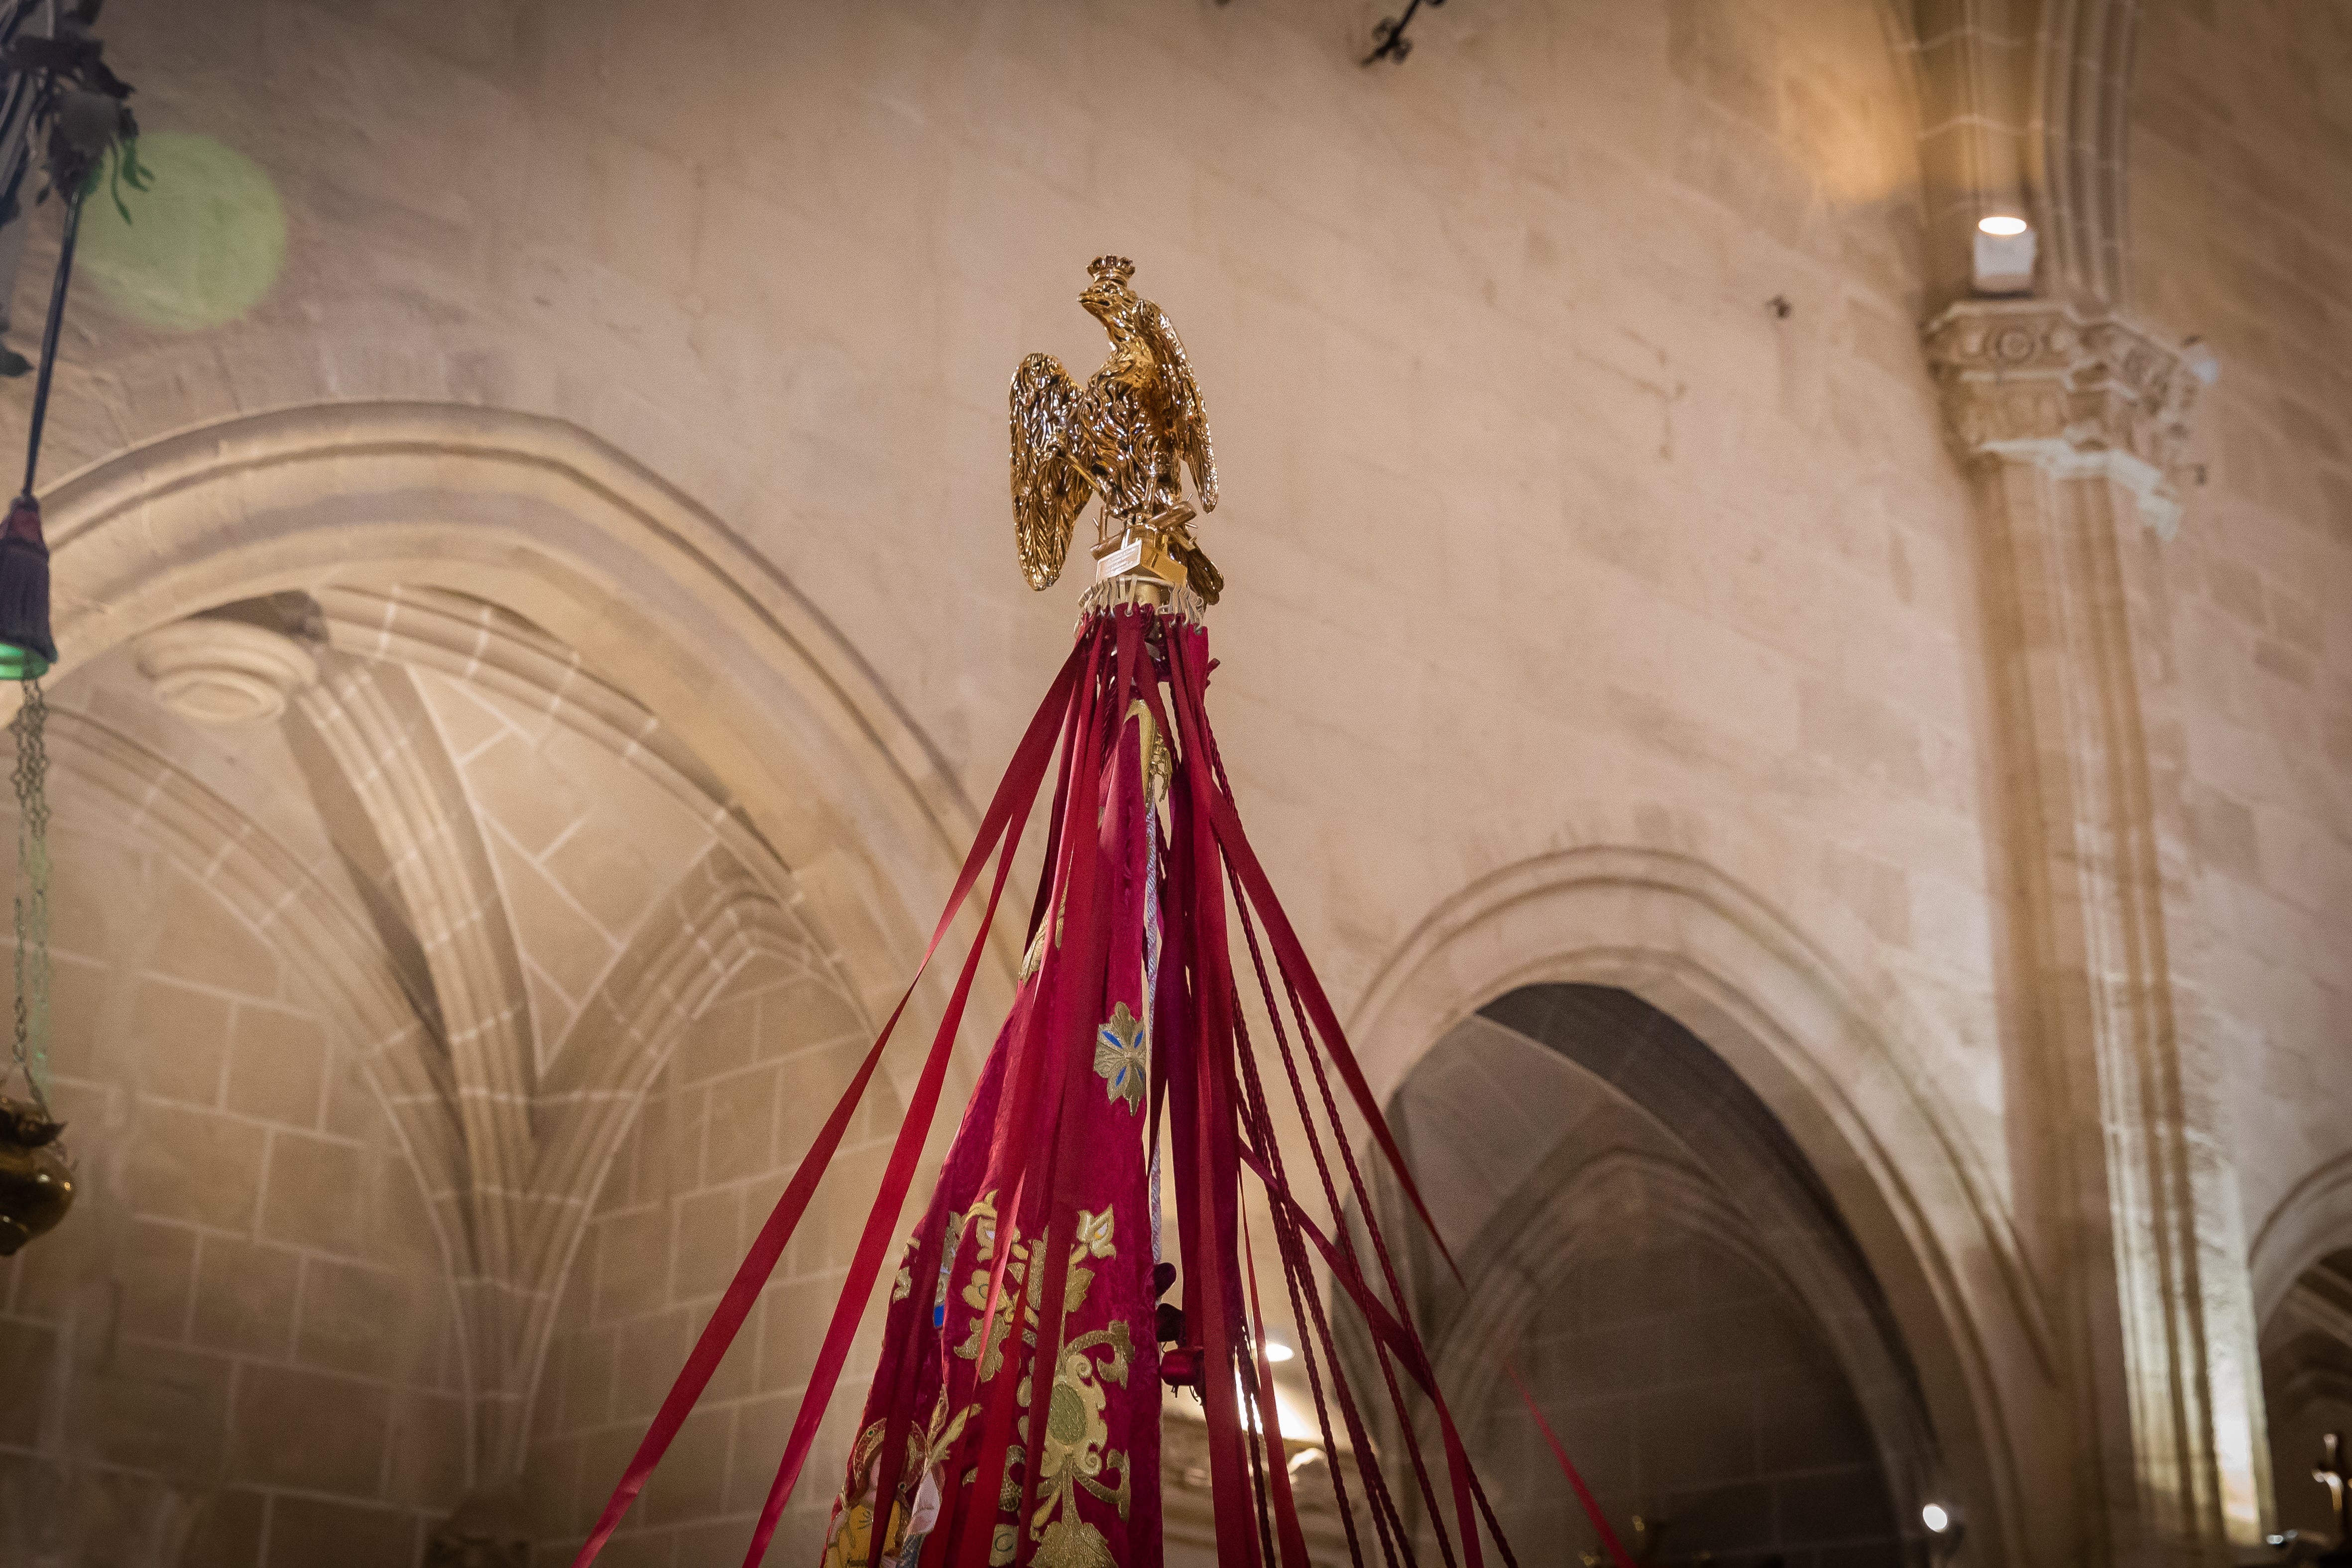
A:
569,606,1628,1568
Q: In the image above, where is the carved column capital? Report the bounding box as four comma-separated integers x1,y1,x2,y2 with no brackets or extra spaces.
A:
1924,301,2203,536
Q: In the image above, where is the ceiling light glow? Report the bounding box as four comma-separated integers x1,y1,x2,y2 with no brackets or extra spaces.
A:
1922,1502,1952,1533
1978,214,2030,237
1264,1340,1295,1363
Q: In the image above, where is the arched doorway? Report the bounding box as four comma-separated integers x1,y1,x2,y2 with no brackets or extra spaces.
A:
1340,848,2054,1566
1362,984,1935,1563
2261,1250,2352,1544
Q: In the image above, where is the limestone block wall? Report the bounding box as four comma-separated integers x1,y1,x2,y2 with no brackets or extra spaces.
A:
2129,0,2352,1369
0,599,875,1563
34,0,2005,1197
522,951,882,1565
1480,1232,1896,1566
2266,1378,2352,1543
0,0,2065,1555
1382,1003,1918,1564
2262,1253,2352,1545
17,17,2044,1526
0,0,2339,1558
0,835,465,1567
411,666,727,1077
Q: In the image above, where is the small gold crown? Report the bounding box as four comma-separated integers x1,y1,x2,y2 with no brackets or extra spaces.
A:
1087,255,1136,287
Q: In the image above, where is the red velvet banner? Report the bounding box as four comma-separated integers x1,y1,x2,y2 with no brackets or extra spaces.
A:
570,607,1634,1568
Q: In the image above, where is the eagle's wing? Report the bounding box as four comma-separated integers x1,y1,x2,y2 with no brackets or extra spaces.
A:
1009,352,1092,591
1142,303,1217,512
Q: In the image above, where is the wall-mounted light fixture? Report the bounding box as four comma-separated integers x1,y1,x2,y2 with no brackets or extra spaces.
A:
1972,210,2036,295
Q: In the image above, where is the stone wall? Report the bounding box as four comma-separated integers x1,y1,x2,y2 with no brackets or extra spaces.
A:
2128,0,2352,1511
0,837,465,1567
0,601,884,1565
522,952,878,1567
47,0,1999,1187
0,0,2339,1560
27,6,2026,1519
2131,1,2352,1252
1376,1001,1917,1566
1482,1232,1897,1567
2262,1253,2352,1544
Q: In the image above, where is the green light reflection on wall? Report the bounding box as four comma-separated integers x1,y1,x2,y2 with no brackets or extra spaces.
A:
78,131,285,332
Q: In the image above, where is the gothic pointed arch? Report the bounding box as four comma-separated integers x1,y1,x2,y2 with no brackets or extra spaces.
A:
1347,845,2057,1568
22,400,1013,1496
33,400,1023,1035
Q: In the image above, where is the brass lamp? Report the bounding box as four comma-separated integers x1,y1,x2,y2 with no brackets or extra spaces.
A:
0,1096,70,1255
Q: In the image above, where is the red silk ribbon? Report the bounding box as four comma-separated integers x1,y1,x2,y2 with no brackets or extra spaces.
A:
569,609,1631,1568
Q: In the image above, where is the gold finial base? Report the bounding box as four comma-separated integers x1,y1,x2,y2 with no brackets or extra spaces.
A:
1076,573,1207,628
1091,506,1193,587
1087,503,1221,612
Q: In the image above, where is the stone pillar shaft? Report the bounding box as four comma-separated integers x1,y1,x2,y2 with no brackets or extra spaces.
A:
1931,300,2266,1563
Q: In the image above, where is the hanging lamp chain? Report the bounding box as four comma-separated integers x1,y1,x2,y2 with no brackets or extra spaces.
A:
9,675,47,1117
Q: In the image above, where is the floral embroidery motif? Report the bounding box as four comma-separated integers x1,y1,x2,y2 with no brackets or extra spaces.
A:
946,1202,1134,1562
953,1194,1099,1383
989,1316,1131,1565
1093,1002,1146,1113
1040,1321,1134,1525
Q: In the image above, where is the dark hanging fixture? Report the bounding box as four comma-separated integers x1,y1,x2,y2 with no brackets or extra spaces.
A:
0,0,142,682
0,493,54,680
1364,0,1446,65
0,0,140,1254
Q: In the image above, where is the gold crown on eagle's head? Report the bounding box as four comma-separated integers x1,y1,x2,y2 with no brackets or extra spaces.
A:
1087,255,1136,288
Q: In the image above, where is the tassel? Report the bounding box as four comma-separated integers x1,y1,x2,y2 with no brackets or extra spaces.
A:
0,496,56,676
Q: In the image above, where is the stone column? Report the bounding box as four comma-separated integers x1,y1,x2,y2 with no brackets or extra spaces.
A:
1927,301,2269,1563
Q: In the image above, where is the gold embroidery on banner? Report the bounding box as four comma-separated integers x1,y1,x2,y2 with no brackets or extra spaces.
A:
822,1391,979,1568
1007,1319,1133,1559
953,1204,1099,1382
1018,913,1068,986
943,1201,1139,1556
890,1233,918,1302
1093,1002,1146,1113
1034,1516,1116,1568
821,1420,902,1568
1124,698,1173,805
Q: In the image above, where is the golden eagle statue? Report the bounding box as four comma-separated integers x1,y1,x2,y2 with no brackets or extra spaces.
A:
1009,256,1223,603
